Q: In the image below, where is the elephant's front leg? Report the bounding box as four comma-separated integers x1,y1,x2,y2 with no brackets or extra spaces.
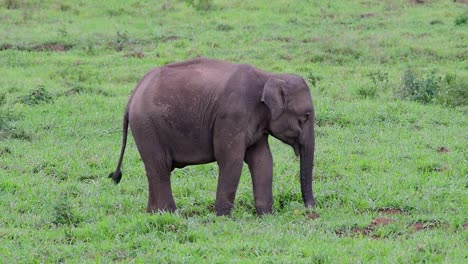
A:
245,136,273,215
214,134,246,216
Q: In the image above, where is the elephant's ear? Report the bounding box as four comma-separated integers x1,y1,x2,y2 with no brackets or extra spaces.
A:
262,78,287,120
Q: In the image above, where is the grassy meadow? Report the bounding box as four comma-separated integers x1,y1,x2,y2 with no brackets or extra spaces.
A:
1,0,467,262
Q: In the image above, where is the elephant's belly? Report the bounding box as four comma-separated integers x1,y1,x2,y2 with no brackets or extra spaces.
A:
170,137,216,167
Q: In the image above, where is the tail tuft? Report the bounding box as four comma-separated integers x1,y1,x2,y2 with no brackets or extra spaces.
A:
108,171,122,184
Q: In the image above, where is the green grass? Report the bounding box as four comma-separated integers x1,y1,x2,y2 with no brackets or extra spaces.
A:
1,0,467,262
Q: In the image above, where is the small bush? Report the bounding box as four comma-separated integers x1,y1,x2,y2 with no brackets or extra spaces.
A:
184,0,212,11
454,12,468,26
19,86,54,105
437,75,467,107
395,68,442,104
395,68,467,107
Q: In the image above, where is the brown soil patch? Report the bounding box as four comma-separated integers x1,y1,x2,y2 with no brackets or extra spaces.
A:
437,147,449,153
411,221,439,231
359,13,375,18
350,226,373,236
410,0,425,4
270,37,292,43
454,0,468,4
302,37,322,43
307,212,320,220
280,54,293,61
33,43,70,52
377,208,404,215
0,43,72,52
0,44,13,50
436,164,450,172
371,217,393,226
463,222,468,229
161,36,180,42
336,217,393,238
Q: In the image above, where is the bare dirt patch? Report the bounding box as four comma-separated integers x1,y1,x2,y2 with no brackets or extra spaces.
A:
307,212,320,220
161,36,180,42
33,43,70,52
302,37,322,43
0,43,73,52
437,146,449,153
336,217,393,238
358,13,375,19
269,37,292,43
371,217,393,226
280,54,293,61
463,222,468,229
410,220,448,232
125,50,145,58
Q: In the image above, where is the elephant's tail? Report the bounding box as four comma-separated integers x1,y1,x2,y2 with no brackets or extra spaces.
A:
108,110,129,184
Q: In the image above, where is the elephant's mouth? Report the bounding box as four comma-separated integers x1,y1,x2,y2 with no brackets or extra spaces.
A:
269,132,300,156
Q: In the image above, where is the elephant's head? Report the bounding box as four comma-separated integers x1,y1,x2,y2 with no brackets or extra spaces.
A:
261,75,316,208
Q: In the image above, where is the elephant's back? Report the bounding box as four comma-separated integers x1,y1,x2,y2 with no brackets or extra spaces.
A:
128,59,227,160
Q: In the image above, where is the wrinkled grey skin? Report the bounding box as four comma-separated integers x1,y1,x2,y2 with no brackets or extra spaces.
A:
109,58,315,216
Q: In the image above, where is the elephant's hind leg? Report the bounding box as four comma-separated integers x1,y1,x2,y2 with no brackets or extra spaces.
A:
144,159,176,213
132,131,176,213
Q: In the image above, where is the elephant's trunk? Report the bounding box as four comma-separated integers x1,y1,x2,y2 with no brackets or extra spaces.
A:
299,120,315,208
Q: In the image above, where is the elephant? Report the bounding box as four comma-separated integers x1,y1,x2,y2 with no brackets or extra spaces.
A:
109,58,316,216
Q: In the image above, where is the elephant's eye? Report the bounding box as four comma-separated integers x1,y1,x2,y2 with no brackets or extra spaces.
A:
299,112,310,125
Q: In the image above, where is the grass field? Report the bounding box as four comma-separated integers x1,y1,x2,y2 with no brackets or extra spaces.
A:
1,0,467,262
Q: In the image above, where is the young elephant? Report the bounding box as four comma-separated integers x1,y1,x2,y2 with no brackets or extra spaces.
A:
109,58,316,216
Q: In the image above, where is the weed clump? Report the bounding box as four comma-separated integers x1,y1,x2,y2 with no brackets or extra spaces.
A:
454,11,468,26
113,31,132,51
216,24,233,31
358,70,390,98
0,94,27,140
4,0,19,9
0,93,5,106
133,213,188,234
19,86,54,105
307,72,322,87
52,197,82,226
58,65,109,96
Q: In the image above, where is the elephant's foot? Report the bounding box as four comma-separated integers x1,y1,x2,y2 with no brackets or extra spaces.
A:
215,202,234,216
146,202,176,214
255,206,272,216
